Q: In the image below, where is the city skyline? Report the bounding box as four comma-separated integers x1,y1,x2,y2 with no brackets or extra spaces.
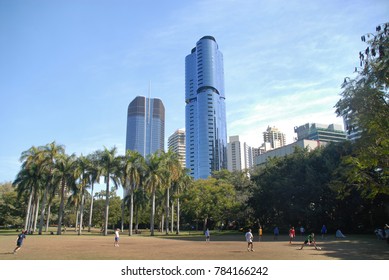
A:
1,0,388,183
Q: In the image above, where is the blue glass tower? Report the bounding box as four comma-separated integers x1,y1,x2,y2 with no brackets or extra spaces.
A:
185,36,227,179
126,96,165,157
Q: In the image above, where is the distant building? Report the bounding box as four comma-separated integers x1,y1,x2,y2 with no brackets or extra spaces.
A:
254,139,326,166
227,136,253,172
125,96,165,157
168,129,186,168
343,117,362,141
263,126,286,149
294,123,346,143
185,35,227,179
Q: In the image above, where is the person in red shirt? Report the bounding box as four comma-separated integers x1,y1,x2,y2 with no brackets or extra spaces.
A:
289,226,296,244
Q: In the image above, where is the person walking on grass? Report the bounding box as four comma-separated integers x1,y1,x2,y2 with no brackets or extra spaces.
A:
245,229,254,252
299,233,321,250
114,228,120,247
13,230,27,254
205,228,210,242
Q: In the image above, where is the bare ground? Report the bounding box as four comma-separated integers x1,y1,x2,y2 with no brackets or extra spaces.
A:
0,231,388,260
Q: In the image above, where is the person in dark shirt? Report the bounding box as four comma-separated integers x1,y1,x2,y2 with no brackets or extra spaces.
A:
13,230,27,254
299,233,321,250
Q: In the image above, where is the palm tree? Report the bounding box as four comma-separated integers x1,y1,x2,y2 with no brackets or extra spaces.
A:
15,146,46,232
119,150,144,236
38,142,65,235
144,151,164,236
75,155,91,235
54,153,78,235
97,146,120,236
86,152,101,232
161,150,182,234
174,169,192,234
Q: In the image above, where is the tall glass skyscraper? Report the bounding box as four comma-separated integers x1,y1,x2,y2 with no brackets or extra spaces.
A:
185,36,227,179
126,96,165,157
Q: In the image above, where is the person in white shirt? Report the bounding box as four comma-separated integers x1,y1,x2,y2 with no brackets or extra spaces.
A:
114,228,120,247
245,229,254,252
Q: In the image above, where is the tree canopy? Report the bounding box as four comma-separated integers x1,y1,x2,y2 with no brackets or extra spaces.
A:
335,22,389,198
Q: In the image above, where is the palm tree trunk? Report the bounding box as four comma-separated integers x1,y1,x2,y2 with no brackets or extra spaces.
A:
78,190,85,235
28,199,35,233
38,185,49,235
165,187,169,235
57,180,66,235
135,206,139,232
33,197,40,232
88,183,95,232
45,204,51,232
121,199,125,232
150,189,156,236
129,189,134,236
24,190,33,231
75,204,79,232
176,197,180,234
171,201,174,233
104,176,110,236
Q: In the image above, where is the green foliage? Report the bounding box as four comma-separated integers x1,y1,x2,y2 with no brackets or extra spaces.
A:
181,177,239,229
249,142,388,232
335,22,389,198
0,182,24,226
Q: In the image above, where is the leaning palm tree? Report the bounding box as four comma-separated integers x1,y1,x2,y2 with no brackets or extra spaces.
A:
54,153,78,235
144,151,164,236
97,146,120,236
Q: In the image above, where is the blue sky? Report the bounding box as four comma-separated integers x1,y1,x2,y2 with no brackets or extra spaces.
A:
1,0,388,184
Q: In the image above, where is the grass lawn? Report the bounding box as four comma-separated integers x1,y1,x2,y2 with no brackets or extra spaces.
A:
0,228,388,260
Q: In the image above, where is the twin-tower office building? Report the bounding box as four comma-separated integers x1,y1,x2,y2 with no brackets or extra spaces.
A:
126,36,227,179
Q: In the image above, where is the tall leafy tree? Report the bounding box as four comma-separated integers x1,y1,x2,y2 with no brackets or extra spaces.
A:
181,177,238,230
335,22,389,198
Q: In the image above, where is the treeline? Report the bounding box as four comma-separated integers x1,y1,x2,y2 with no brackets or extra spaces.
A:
0,140,388,234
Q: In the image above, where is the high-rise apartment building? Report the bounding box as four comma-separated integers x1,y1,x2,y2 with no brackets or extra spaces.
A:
263,126,286,149
294,123,346,143
343,117,362,141
185,36,227,179
168,129,186,168
227,136,253,172
125,96,165,157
